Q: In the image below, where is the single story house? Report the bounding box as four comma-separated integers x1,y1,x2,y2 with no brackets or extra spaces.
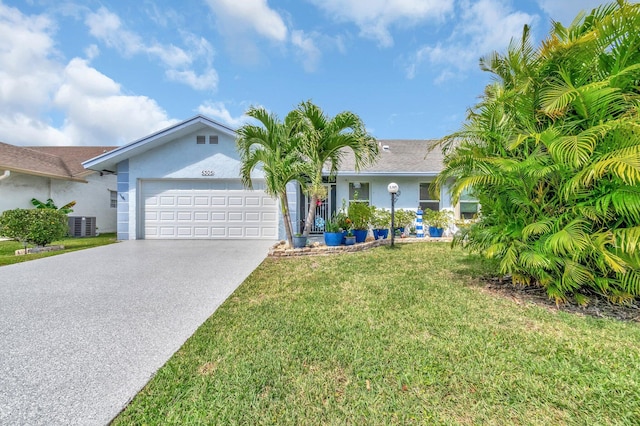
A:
0,142,118,234
83,114,477,241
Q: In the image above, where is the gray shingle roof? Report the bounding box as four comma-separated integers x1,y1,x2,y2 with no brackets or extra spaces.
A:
0,142,117,181
337,139,444,175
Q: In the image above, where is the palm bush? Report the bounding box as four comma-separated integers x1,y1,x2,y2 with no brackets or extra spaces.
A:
434,1,640,304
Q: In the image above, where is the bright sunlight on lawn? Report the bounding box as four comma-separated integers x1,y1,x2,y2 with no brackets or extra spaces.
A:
0,233,117,267
114,243,640,425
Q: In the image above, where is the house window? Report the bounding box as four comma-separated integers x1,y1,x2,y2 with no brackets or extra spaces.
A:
419,183,439,211
460,188,479,219
209,135,218,144
110,191,117,208
349,182,370,204
196,135,206,144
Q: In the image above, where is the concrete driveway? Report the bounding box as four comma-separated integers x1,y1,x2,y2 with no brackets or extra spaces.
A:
0,239,274,425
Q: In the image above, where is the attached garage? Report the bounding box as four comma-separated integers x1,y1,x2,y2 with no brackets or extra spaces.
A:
141,180,278,239
82,115,295,241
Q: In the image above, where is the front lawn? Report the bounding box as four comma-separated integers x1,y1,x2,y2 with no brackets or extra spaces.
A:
113,243,640,425
0,233,118,266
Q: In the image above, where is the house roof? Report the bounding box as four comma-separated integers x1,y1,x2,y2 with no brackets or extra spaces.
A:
337,139,444,176
83,115,237,172
0,142,117,181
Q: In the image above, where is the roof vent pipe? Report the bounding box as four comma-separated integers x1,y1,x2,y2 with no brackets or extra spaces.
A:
0,170,10,181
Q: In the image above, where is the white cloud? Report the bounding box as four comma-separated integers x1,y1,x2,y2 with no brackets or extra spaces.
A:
197,101,251,128
0,3,62,116
291,30,322,72
205,0,288,42
0,4,176,146
536,0,608,25
406,0,537,80
85,7,217,91
166,69,219,91
54,58,176,145
306,0,455,47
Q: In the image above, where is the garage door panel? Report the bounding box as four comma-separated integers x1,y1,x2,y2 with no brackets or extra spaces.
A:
245,196,261,206
210,227,226,237
160,196,176,206
211,196,226,206
159,211,175,221
193,227,209,237
142,180,277,239
262,212,277,221
227,227,243,237
177,227,194,237
159,227,176,236
177,196,192,206
228,197,243,206
210,212,225,221
245,212,260,221
228,211,243,221
177,211,192,221
194,196,209,206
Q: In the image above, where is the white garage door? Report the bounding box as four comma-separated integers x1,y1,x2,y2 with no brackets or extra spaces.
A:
141,180,278,239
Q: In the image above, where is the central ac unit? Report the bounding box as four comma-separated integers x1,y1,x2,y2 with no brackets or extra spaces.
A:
67,216,96,237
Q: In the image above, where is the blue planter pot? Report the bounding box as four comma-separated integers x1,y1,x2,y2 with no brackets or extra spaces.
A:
324,232,343,246
428,226,444,238
344,236,356,246
377,229,389,239
353,229,368,243
372,229,380,240
292,236,307,248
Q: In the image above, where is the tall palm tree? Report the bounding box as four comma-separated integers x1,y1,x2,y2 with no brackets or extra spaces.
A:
293,101,378,237
236,106,308,248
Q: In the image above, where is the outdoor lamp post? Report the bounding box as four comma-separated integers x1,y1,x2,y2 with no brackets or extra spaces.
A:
387,182,399,247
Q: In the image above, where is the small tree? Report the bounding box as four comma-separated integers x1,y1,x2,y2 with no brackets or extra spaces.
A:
0,208,68,248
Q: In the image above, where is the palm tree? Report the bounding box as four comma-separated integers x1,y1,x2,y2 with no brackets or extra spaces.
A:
434,0,640,303
236,106,308,248
293,101,378,237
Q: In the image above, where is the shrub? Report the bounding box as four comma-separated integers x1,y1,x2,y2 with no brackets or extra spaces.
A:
0,208,68,246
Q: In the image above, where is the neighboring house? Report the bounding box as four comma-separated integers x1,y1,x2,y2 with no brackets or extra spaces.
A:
0,142,118,234
83,114,476,241
297,139,478,233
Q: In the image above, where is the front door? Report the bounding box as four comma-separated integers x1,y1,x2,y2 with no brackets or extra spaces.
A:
300,184,337,234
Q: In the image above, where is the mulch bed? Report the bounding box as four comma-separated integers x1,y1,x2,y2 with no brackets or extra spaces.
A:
479,277,640,322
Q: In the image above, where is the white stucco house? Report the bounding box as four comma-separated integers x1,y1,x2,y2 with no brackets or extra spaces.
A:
0,142,118,234
83,114,477,241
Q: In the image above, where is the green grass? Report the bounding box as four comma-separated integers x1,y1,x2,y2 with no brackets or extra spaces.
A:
113,243,640,425
0,233,118,266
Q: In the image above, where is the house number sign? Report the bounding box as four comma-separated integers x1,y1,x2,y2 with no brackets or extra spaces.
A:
201,170,215,176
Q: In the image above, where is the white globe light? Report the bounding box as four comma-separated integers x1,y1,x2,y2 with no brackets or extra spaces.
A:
387,182,399,194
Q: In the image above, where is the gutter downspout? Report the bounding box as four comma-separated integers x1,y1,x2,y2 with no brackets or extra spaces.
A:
0,170,10,181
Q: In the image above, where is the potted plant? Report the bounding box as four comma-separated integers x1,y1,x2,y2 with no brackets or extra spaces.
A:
292,233,307,249
394,209,416,236
348,195,371,243
323,216,343,247
344,228,356,246
371,207,390,240
333,204,350,244
424,209,454,237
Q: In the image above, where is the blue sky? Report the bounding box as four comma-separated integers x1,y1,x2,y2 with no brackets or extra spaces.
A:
0,0,612,146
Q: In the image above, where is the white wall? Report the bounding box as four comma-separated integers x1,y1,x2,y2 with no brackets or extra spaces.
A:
334,175,453,212
0,172,117,233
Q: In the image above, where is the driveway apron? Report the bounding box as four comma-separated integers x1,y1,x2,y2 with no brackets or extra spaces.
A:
0,239,273,425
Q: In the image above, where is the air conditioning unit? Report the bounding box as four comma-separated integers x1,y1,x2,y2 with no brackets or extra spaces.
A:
68,216,96,237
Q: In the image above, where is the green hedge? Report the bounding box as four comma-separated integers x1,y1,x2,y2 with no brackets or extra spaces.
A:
0,208,68,246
